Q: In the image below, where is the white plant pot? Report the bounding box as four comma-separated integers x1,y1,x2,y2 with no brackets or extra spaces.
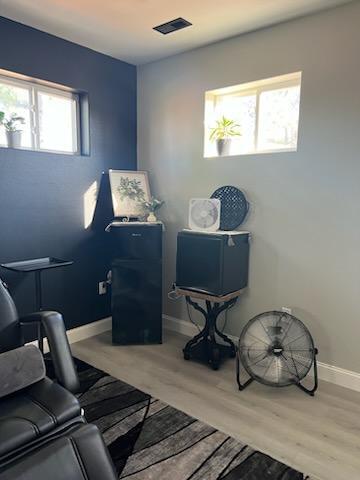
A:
6,130,22,148
216,138,231,156
147,212,157,222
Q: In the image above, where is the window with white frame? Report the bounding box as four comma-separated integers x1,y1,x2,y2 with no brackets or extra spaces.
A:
0,73,79,154
204,72,302,157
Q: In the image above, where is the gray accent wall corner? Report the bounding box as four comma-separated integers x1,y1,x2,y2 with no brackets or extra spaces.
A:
137,1,360,372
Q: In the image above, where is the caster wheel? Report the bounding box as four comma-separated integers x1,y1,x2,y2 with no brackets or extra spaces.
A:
183,352,190,360
211,362,219,371
229,350,236,359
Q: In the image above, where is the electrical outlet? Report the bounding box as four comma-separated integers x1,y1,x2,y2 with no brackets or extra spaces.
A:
281,306,292,315
98,281,107,295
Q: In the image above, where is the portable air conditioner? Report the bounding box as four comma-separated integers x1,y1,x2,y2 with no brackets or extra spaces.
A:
188,198,221,232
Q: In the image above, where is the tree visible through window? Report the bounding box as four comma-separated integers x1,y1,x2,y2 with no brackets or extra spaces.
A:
0,73,79,154
204,72,302,157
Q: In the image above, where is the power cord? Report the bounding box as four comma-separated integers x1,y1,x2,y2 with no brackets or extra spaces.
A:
218,298,237,332
186,298,237,333
169,284,237,335
220,309,228,333
186,300,201,333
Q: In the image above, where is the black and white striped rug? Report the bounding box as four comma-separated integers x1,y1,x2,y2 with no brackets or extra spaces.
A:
76,359,307,479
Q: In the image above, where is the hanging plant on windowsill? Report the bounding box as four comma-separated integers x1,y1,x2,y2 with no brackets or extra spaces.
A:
0,111,25,149
209,116,241,156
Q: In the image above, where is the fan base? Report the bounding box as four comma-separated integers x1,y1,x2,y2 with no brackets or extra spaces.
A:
236,348,319,396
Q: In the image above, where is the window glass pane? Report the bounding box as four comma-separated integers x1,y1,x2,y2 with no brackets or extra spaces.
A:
38,91,77,153
257,85,300,151
217,94,256,154
204,96,217,157
204,73,301,157
0,82,32,148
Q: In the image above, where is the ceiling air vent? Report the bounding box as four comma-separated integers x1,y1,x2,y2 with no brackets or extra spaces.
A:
153,17,192,35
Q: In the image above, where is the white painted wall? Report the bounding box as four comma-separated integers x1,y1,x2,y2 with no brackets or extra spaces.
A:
138,1,360,372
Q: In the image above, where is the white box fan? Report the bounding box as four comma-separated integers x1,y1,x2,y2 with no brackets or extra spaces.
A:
188,198,221,232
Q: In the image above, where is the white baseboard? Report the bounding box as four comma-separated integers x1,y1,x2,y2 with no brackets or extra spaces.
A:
163,314,199,338
36,313,360,393
163,314,360,393
29,317,112,353
314,362,360,392
67,317,112,344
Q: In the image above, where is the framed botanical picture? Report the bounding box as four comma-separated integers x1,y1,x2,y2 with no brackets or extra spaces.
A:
109,169,151,218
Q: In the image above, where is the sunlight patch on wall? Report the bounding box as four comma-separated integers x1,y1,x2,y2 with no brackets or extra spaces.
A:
83,180,98,229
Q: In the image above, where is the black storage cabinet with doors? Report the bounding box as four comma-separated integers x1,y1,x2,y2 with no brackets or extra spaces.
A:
176,230,250,296
109,223,163,345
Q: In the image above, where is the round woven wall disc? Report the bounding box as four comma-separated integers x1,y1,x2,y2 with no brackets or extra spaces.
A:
211,185,249,230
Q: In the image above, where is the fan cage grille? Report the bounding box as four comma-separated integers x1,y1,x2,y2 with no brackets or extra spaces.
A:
189,198,220,230
238,311,315,387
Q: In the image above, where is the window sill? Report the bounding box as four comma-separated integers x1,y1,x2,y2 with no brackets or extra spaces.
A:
204,147,297,158
0,144,88,157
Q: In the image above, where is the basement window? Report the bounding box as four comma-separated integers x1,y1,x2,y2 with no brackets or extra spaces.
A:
0,72,80,154
204,72,302,157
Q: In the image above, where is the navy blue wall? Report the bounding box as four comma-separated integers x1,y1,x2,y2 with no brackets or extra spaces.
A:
0,16,137,329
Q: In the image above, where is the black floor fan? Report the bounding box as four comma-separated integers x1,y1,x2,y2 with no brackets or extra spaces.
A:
236,311,318,396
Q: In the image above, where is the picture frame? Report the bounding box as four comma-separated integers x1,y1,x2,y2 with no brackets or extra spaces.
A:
109,169,151,218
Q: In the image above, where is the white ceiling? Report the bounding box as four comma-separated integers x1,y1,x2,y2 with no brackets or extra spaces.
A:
0,0,352,65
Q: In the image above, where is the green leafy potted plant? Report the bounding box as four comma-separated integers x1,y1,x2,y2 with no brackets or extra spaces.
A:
209,116,241,156
141,197,164,222
0,111,26,148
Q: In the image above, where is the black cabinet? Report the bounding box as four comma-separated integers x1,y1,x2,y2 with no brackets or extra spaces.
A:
176,230,249,296
110,224,162,345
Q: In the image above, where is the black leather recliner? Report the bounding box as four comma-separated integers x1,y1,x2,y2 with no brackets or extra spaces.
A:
0,279,117,480
0,278,83,460
0,422,117,480
0,278,79,392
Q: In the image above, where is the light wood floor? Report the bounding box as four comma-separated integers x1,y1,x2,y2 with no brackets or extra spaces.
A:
72,330,360,480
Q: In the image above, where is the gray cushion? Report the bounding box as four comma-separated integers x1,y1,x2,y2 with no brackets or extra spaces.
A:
0,345,45,399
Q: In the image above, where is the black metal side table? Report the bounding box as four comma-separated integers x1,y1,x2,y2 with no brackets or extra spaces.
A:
0,257,73,352
175,287,244,370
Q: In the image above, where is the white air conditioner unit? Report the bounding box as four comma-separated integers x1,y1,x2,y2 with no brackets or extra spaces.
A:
188,198,221,232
